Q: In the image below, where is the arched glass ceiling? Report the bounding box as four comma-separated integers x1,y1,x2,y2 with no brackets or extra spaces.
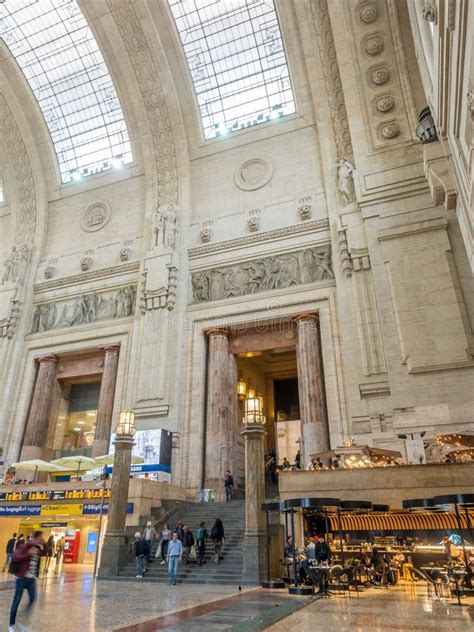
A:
168,0,296,139
0,0,133,184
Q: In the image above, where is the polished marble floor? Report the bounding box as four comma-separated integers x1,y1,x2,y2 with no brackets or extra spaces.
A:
1,573,473,631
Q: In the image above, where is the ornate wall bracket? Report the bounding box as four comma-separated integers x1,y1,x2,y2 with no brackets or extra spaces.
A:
423,141,457,210
139,264,178,313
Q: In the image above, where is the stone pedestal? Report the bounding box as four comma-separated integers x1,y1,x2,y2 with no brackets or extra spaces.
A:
97,435,133,577
93,344,120,458
21,355,58,461
241,424,267,582
205,328,231,491
295,314,330,465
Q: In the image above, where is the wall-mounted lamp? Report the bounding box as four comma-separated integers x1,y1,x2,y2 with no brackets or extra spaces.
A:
247,385,256,399
243,397,266,425
237,377,247,401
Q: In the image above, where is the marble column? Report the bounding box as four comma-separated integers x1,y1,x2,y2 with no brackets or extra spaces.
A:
295,314,330,465
21,355,58,461
204,328,231,491
242,424,267,582
97,435,133,577
93,344,120,458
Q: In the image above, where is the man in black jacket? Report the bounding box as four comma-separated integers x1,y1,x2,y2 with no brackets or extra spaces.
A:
315,535,331,565
224,470,234,502
2,533,16,573
134,532,146,578
182,526,194,564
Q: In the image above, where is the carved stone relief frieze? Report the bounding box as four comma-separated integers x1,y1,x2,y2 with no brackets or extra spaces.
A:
30,285,136,334
106,0,178,205
191,245,334,303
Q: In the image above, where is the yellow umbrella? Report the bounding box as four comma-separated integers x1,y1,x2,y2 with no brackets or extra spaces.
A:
52,456,98,478
10,459,68,482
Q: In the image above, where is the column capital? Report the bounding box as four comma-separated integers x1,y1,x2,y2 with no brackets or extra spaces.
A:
206,327,230,338
99,343,121,355
36,354,58,366
294,312,319,325
241,425,267,439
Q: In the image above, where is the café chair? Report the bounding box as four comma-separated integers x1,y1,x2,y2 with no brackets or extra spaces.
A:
411,567,448,600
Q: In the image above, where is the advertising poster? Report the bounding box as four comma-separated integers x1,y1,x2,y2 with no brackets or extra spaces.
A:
108,428,172,480
405,437,426,465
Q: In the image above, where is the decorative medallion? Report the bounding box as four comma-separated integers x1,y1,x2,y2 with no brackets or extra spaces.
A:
368,65,390,86
364,35,384,56
359,2,378,24
80,256,93,272
375,94,395,113
379,121,400,139
80,202,111,232
234,158,273,191
200,227,212,243
44,265,55,280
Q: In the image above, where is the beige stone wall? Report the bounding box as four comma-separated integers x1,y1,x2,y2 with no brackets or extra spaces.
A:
279,462,474,509
0,0,473,494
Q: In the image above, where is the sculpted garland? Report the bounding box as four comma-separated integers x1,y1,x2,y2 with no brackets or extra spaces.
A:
191,246,334,303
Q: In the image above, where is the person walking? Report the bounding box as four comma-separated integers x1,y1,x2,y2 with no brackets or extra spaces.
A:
195,522,208,566
167,532,183,585
14,534,25,551
223,470,234,502
210,518,225,564
143,521,158,562
134,532,146,578
43,535,54,574
159,523,172,565
9,530,44,632
2,533,16,573
174,521,185,543
182,526,194,565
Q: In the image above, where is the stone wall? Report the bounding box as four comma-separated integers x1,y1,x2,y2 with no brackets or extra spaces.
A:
278,463,474,509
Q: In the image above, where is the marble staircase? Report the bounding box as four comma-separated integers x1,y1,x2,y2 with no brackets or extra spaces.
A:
118,500,252,585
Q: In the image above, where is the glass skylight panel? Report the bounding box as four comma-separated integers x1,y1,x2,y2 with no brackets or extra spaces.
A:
0,176,5,205
168,0,295,139
0,0,133,183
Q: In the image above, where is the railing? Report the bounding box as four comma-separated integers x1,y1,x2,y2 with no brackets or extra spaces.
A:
53,447,93,459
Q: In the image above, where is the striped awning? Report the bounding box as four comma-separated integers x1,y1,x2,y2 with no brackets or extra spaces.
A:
329,511,474,532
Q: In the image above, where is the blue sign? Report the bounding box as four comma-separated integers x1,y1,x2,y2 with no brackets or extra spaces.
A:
0,504,41,516
82,502,133,515
87,532,98,554
104,463,171,474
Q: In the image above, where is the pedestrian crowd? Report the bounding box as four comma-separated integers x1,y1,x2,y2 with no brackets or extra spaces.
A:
133,516,226,585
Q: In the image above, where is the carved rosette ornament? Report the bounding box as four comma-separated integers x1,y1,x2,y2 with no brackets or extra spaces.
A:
379,121,400,139
359,2,378,24
368,65,390,86
364,35,384,56
375,95,394,113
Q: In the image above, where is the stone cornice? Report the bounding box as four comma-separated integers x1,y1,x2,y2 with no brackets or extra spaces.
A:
188,219,330,258
34,261,140,293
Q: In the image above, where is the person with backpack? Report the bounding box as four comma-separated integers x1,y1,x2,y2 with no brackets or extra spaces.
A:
134,532,146,578
2,532,16,573
223,470,234,501
195,522,208,566
9,529,44,632
210,518,224,564
182,526,194,564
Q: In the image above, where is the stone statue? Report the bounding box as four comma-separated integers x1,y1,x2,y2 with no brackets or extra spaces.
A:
337,157,356,205
15,244,31,284
123,286,135,316
2,247,17,284
152,204,178,249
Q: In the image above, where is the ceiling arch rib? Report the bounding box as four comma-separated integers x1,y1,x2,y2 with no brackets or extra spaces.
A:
167,0,296,140
0,0,133,184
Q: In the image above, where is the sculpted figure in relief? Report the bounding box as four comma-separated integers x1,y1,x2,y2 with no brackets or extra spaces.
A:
152,203,179,249
2,245,31,285
2,247,17,284
243,261,266,293
313,249,334,279
337,157,356,205
191,271,210,302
